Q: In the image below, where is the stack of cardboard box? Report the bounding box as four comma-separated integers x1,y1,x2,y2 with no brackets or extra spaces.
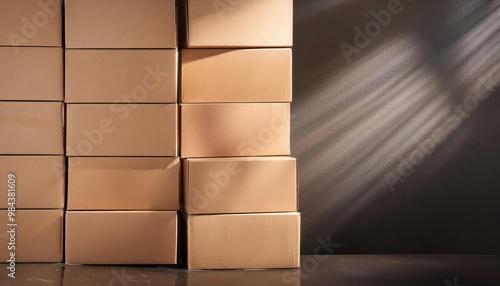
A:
0,0,65,263
63,0,179,265
179,0,300,269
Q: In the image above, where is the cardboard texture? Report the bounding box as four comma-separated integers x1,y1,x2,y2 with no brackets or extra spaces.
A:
182,0,292,47
0,210,63,262
65,49,178,103
0,0,62,47
0,102,64,155
0,156,65,209
0,47,63,101
181,49,292,103
65,0,177,48
68,157,180,211
66,104,177,157
181,103,290,158
184,212,300,269
183,157,297,214
65,211,178,265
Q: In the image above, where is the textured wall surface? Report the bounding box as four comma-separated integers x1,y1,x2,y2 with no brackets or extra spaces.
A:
293,0,500,254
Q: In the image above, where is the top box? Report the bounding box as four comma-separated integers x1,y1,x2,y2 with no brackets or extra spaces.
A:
0,0,62,47
181,0,293,47
65,0,177,48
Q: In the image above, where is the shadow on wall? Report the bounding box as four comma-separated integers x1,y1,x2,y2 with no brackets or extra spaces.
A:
293,0,500,254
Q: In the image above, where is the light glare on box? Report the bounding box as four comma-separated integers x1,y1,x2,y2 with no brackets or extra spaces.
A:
181,0,293,47
181,48,292,103
183,157,297,214
181,103,290,158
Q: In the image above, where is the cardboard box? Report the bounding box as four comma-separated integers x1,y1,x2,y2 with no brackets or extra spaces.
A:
68,157,179,210
0,210,63,262
181,0,292,47
183,157,297,214
65,211,178,265
183,212,300,269
181,49,292,103
181,103,290,158
65,49,178,103
65,0,177,48
0,156,65,209
0,47,63,101
66,104,177,157
0,0,62,47
0,102,64,155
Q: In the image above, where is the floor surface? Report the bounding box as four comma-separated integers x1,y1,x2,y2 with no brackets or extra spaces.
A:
1,255,499,285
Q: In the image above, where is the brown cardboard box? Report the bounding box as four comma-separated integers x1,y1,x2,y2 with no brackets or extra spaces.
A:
184,212,300,269
183,157,297,214
0,0,62,47
65,0,177,48
0,47,63,101
0,102,64,155
68,157,179,210
0,156,65,209
181,49,292,103
0,210,63,262
65,49,178,103
65,211,178,265
181,103,290,158
66,104,177,157
181,0,292,47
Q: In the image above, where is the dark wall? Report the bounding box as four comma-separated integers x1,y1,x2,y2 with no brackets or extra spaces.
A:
293,0,500,254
